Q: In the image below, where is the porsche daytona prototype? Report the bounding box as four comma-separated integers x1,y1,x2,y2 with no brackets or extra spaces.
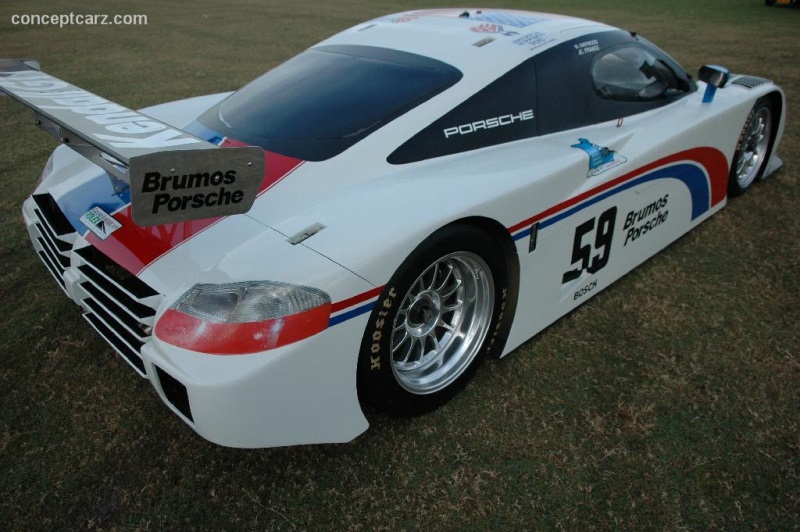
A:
0,9,785,448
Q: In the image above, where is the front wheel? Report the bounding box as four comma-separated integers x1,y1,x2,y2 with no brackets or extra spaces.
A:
729,98,775,196
357,225,509,417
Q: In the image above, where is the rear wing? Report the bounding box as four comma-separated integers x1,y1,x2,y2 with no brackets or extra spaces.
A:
0,59,264,226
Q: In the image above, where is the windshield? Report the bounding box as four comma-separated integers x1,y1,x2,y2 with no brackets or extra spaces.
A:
197,45,462,161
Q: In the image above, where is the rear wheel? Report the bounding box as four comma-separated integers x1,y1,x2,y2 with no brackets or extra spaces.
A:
357,225,508,416
729,98,775,196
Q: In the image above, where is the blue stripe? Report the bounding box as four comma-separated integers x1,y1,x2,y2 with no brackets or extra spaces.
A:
329,301,376,327
511,162,710,238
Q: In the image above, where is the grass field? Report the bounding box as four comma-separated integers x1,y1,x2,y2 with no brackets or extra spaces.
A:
1,0,798,529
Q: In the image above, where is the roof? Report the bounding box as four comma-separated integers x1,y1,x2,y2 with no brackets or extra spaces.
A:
315,9,615,75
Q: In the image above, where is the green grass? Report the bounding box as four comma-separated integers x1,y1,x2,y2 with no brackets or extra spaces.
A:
1,0,798,529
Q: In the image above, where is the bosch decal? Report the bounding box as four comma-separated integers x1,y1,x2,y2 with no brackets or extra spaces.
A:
571,138,627,177
573,279,598,301
444,110,534,138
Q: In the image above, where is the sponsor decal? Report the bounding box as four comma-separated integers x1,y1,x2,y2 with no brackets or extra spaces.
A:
368,287,398,370
127,145,264,226
472,37,495,48
470,12,550,28
0,70,202,150
390,15,421,23
571,138,627,177
573,279,598,301
486,286,508,355
140,169,243,215
79,206,122,240
443,109,533,138
470,23,519,36
574,39,601,56
623,194,669,246
512,32,556,52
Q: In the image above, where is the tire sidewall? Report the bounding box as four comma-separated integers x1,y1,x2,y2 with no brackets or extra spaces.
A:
357,225,509,417
729,97,775,197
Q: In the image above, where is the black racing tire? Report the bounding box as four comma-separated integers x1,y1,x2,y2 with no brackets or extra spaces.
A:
765,0,776,6
728,97,775,197
357,224,510,417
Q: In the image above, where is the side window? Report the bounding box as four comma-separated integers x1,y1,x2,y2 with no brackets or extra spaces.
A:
592,45,689,102
534,32,695,135
388,60,536,164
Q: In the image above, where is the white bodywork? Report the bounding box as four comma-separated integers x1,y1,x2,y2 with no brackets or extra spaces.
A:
13,9,786,447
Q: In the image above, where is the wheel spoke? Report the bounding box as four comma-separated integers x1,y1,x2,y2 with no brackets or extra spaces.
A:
437,318,455,332
440,277,462,299
388,250,495,395
433,262,454,291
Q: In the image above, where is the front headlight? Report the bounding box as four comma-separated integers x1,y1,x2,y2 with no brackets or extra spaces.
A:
154,281,331,354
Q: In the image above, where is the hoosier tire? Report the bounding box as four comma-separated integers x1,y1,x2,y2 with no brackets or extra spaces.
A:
729,97,775,196
357,225,509,417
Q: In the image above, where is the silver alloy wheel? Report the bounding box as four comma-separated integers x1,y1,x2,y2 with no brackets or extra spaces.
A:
390,251,494,395
735,105,772,190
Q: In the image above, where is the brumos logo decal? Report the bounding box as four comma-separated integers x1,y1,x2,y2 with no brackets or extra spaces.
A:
444,109,533,138
571,138,627,177
141,169,243,215
623,194,669,246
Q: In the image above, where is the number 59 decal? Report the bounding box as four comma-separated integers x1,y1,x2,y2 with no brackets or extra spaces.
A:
562,207,617,284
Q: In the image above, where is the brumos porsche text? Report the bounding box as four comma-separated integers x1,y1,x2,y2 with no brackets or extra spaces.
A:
444,109,533,138
624,194,669,246
142,170,244,214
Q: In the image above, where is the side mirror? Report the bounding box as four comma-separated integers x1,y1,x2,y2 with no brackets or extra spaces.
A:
698,65,730,103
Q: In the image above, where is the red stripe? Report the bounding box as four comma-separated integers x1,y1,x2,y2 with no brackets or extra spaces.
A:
330,285,384,313
87,148,304,275
508,147,728,234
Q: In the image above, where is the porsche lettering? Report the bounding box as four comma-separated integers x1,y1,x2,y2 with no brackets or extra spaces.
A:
151,188,245,214
443,109,534,138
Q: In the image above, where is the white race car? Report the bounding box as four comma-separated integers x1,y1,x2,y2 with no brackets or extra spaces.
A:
0,9,785,448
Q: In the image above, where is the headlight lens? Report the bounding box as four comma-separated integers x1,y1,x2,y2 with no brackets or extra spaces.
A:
155,281,331,355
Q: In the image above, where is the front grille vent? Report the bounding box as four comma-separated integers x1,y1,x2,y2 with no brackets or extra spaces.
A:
29,194,163,375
